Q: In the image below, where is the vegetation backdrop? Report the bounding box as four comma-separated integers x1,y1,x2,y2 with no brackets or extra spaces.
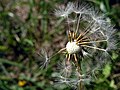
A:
0,0,120,90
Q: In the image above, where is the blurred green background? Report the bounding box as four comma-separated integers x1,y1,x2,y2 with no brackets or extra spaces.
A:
0,0,120,90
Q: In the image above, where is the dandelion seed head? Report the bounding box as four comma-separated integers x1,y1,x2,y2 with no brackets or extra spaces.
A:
54,1,117,88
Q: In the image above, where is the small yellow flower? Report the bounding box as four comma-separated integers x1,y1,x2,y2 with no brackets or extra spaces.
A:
18,80,27,87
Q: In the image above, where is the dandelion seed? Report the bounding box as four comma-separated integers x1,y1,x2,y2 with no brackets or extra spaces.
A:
37,49,50,69
57,60,72,77
90,13,108,26
73,2,91,14
54,2,74,17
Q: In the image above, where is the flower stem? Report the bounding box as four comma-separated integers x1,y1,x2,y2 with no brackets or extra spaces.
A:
73,54,84,90
78,64,84,90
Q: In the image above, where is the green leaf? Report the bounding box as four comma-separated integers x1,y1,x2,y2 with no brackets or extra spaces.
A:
100,2,106,12
103,64,111,78
110,80,117,89
112,52,118,60
24,39,33,46
0,46,8,51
